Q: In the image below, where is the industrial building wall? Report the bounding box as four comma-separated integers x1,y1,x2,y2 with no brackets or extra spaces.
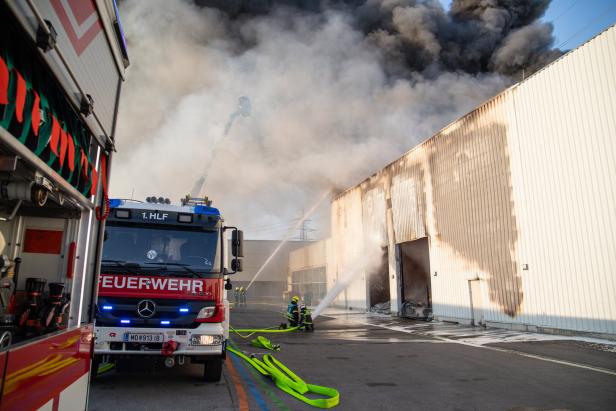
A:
230,240,310,301
361,181,390,308
505,26,616,335
289,240,328,270
426,91,522,327
331,188,367,309
330,25,616,336
288,239,331,304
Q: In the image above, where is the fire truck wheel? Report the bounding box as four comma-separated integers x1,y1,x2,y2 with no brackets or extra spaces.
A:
203,357,223,382
90,356,101,381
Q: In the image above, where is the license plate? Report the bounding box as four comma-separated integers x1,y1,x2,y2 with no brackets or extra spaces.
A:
124,333,164,343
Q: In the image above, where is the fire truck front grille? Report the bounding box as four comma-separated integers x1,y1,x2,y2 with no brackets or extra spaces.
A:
96,297,215,328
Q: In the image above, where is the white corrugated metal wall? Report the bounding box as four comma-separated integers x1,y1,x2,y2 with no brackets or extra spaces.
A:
330,25,616,336
331,188,366,309
390,157,427,243
361,181,389,308
506,26,616,334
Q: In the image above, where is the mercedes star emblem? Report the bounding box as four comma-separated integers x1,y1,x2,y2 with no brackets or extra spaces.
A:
146,249,158,260
136,299,156,318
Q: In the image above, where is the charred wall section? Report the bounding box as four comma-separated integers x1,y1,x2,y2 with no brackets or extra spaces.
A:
428,98,522,317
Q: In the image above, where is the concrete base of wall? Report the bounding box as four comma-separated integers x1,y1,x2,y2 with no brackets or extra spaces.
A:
434,315,473,326
435,316,616,342
330,304,367,313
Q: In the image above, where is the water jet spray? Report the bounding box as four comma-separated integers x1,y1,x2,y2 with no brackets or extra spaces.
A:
190,96,251,197
245,189,332,291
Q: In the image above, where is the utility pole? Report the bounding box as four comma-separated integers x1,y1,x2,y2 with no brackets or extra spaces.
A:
296,209,315,241
300,219,308,240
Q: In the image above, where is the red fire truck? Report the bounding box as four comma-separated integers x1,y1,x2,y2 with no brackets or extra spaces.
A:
0,1,128,409
93,196,243,382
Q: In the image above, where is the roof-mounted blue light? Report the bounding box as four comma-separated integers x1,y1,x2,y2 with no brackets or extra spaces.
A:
194,205,220,216
109,199,124,209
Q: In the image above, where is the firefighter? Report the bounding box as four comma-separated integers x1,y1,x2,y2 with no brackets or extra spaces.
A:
239,286,247,306
287,295,300,326
234,287,240,305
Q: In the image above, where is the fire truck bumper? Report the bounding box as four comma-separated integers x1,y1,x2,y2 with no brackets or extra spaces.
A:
94,323,225,356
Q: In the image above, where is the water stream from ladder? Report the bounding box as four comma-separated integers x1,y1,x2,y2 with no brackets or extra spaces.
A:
190,96,251,197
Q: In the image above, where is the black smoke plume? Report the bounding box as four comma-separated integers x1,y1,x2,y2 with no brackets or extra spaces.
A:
195,0,562,79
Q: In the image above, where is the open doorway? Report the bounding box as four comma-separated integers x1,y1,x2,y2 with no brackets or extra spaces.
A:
367,246,390,313
398,238,432,320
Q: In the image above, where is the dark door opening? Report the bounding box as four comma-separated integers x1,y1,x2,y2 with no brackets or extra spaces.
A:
398,238,432,319
367,246,390,313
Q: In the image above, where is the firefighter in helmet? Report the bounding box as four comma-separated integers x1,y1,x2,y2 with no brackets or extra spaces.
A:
239,286,247,306
234,287,240,305
287,295,300,326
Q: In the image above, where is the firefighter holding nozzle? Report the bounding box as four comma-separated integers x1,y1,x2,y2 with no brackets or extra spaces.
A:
287,295,300,326
283,295,315,331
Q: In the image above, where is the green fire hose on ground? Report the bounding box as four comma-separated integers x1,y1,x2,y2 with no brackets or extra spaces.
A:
230,325,300,339
96,362,115,375
227,343,339,409
228,325,340,408
251,335,281,351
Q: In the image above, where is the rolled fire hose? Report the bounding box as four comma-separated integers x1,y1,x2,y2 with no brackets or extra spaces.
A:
227,344,339,409
251,335,280,351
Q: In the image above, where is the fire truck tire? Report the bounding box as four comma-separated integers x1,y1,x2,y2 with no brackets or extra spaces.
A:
90,356,102,381
203,357,223,382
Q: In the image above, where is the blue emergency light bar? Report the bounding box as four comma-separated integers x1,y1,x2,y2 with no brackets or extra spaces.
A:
193,205,220,216
120,319,130,324
160,320,171,325
102,305,113,311
179,307,189,313
109,199,124,208
108,198,220,217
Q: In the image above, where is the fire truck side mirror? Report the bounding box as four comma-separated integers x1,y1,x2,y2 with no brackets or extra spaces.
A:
231,258,243,272
231,230,244,258
225,279,233,290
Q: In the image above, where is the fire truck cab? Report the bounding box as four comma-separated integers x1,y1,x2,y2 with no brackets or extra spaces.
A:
93,196,243,382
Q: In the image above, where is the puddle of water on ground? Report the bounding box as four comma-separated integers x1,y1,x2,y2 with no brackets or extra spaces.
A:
321,311,616,348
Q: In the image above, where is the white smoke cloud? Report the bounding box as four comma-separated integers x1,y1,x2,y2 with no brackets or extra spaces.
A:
112,0,507,238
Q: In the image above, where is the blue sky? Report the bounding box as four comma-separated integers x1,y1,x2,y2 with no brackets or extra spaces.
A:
438,0,616,51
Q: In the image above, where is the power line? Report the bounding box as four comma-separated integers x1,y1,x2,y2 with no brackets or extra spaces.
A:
551,0,579,24
557,2,616,49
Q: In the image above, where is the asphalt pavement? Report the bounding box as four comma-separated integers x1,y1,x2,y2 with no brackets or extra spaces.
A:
88,303,616,411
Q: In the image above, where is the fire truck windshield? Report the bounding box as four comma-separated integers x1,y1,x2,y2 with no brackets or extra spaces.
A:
102,224,221,275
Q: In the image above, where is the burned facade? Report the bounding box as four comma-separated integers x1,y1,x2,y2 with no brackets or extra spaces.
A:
291,25,616,337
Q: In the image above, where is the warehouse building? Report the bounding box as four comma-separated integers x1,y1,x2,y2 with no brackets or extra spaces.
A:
230,240,310,303
288,239,333,306
291,25,616,338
